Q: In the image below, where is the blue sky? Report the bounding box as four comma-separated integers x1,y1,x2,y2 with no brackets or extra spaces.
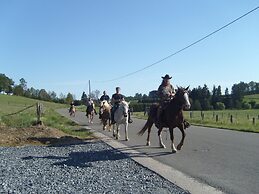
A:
0,0,258,99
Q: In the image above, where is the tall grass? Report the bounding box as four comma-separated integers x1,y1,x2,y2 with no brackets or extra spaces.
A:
0,95,92,138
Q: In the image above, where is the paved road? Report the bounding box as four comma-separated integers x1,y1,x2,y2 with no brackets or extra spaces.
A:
58,109,259,194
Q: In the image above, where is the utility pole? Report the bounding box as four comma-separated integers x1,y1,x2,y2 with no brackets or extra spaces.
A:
88,80,91,97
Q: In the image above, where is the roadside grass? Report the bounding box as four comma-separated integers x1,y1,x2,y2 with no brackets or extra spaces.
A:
133,110,259,133
0,95,92,138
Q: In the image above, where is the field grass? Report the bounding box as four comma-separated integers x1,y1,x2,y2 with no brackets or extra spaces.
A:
244,94,259,104
133,109,259,133
0,94,92,138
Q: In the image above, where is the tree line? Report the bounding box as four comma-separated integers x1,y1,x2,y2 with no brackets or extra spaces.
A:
0,73,75,104
127,81,259,111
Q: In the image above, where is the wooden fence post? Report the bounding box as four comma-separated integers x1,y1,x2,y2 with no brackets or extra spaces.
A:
190,111,193,119
216,115,218,122
36,102,43,125
253,117,255,125
230,115,233,123
247,114,250,120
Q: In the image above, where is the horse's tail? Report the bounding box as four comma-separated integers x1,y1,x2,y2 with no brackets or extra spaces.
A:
138,116,153,136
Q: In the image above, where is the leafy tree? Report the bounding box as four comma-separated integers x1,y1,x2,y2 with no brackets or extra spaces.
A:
192,100,201,110
19,78,27,91
49,91,57,100
242,102,251,109
93,90,100,100
13,85,24,96
248,100,256,108
215,102,225,110
0,74,14,93
38,89,50,101
65,93,74,104
225,88,229,95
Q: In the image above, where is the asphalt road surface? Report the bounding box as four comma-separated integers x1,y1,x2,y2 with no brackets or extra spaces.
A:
58,109,259,194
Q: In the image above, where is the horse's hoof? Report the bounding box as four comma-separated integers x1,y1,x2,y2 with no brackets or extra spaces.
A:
172,149,177,153
177,144,182,150
116,137,119,140
160,144,166,149
146,142,150,146
125,138,129,141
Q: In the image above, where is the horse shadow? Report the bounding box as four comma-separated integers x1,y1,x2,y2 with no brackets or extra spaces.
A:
22,143,129,168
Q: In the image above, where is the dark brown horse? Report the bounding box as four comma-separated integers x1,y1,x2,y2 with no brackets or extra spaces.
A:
138,87,191,153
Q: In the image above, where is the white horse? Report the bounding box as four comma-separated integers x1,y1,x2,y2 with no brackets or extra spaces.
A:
113,100,130,141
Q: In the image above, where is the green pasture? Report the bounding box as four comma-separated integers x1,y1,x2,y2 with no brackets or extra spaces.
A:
133,109,259,133
244,94,259,104
0,95,92,138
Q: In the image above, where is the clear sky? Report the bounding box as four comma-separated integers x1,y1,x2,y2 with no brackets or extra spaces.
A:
1,0,259,99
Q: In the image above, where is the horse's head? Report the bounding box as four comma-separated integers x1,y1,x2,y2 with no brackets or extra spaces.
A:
100,100,111,112
120,100,130,117
175,86,191,110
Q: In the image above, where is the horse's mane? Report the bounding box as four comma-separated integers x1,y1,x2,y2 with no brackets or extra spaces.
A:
101,100,111,110
121,100,129,107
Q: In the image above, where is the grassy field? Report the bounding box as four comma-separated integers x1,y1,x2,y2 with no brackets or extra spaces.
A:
244,94,259,104
0,94,92,138
133,109,259,133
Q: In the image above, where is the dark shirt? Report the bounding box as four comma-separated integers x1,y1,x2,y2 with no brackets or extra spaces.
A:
112,93,124,104
100,95,110,101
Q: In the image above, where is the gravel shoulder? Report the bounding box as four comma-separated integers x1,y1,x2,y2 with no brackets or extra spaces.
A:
0,140,189,194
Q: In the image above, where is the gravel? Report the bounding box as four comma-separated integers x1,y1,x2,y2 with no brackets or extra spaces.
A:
0,140,189,194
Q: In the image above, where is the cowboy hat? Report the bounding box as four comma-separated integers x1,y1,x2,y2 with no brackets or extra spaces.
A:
161,74,172,79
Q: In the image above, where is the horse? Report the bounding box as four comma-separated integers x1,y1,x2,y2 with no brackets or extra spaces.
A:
69,105,76,117
86,104,95,124
99,100,111,131
138,87,191,153
112,100,130,141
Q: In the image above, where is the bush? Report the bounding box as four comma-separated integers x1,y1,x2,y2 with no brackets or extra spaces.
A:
242,102,251,109
130,103,152,112
254,104,259,109
215,102,225,110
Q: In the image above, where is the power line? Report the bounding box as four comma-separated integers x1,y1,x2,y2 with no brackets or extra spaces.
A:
96,5,259,83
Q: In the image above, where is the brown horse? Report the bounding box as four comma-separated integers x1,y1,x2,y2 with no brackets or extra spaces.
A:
99,100,111,131
138,87,191,153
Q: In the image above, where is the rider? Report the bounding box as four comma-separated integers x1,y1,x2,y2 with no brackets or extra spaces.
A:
99,91,110,119
86,97,97,117
111,87,133,124
100,91,110,101
157,74,190,128
69,101,75,112
157,74,175,126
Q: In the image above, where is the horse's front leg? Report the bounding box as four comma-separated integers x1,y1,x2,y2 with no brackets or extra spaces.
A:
177,124,186,150
116,124,120,140
158,128,166,148
169,128,177,153
125,123,129,141
112,124,116,137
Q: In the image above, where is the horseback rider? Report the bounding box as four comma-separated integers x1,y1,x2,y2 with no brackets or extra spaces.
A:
157,74,175,125
100,91,110,101
111,87,133,124
69,101,75,113
157,74,190,128
99,91,110,119
86,97,97,117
